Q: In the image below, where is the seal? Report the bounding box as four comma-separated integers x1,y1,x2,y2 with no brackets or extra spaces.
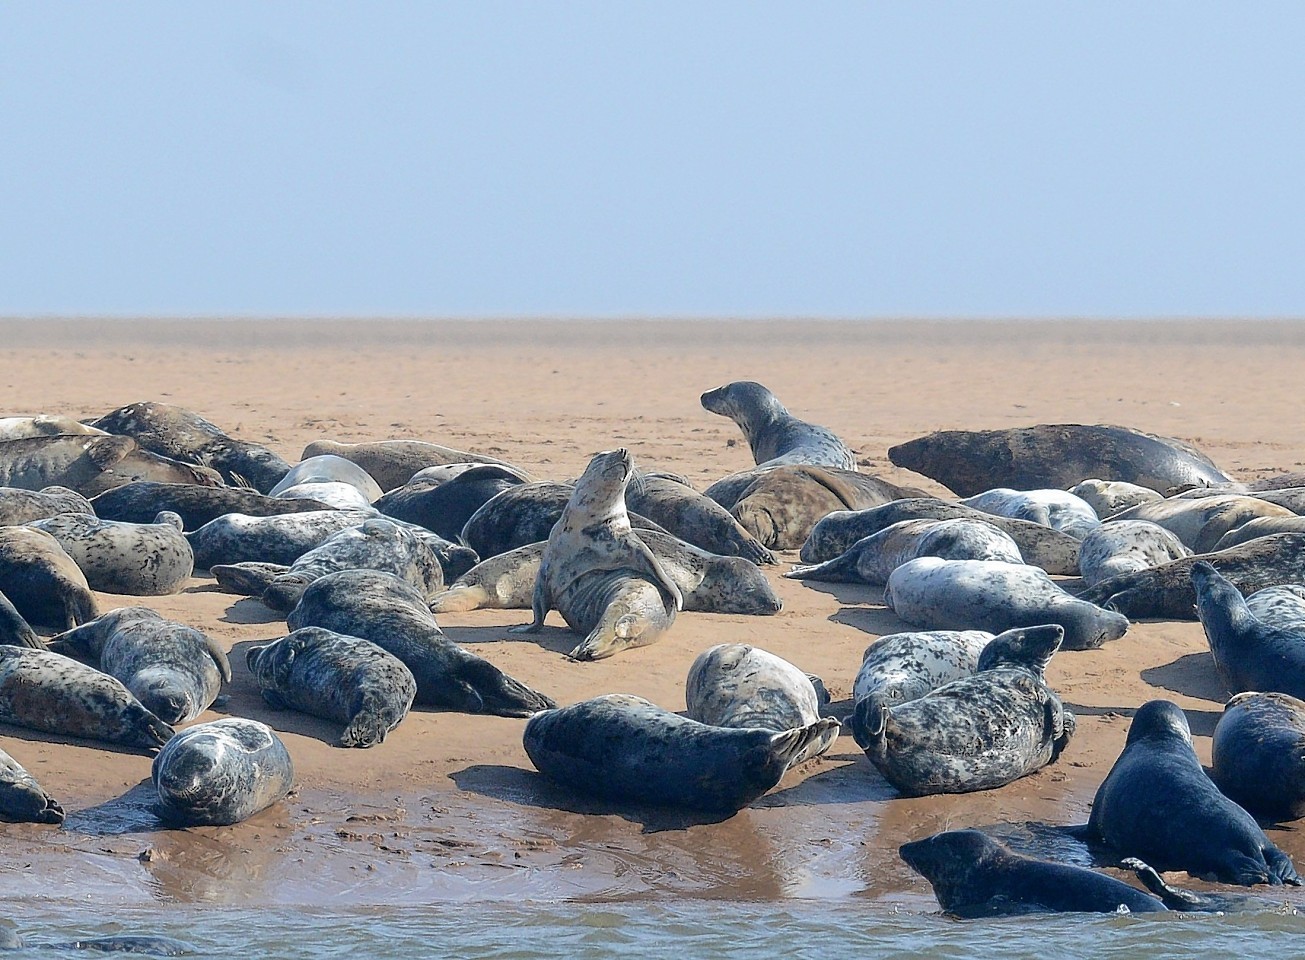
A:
514,448,682,661
799,498,1080,575
887,423,1233,496
0,526,97,629
185,508,376,570
899,829,1169,917
1076,520,1190,587
855,623,1074,796
626,470,776,565
785,517,1023,585
0,591,42,650
151,717,294,826
376,463,530,542
1213,515,1305,551
90,400,292,493
1108,495,1293,553
269,454,383,502
0,645,174,750
0,435,224,496
958,488,1100,540
1245,583,1305,631
1211,691,1305,823
1068,479,1162,518
273,480,375,511
1087,699,1300,886
301,438,520,492
29,511,194,595
700,380,858,470
0,931,195,954
246,626,418,748
0,484,94,525
523,693,834,812
0,745,64,824
884,557,1129,650
287,569,555,716
685,644,840,766
90,480,332,528
0,414,107,440
47,607,230,724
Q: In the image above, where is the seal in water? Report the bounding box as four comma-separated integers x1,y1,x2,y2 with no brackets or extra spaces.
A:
0,435,224,496
1213,515,1305,551
0,591,42,650
1087,699,1300,886
855,624,1073,796
0,645,173,750
958,488,1100,541
515,449,682,661
376,463,530,542
0,745,64,824
0,931,195,954
29,511,194,595
887,423,1233,496
685,644,840,766
48,607,230,725
1068,479,1162,518
1245,583,1305,631
185,509,376,570
1076,520,1190,588
626,470,776,565
523,693,834,812
0,485,94,525
0,526,97,629
152,717,294,826
899,829,1169,917
1211,691,1305,823
301,438,520,492
90,480,332,528
1108,495,1293,553
700,380,858,470
884,557,1128,650
246,627,417,748
287,569,554,716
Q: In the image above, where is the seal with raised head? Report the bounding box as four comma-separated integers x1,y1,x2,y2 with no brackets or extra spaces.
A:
855,623,1074,796
1245,583,1305,631
1076,520,1190,588
377,463,530,542
246,626,417,748
185,508,375,570
700,380,857,470
48,607,230,724
0,485,94,526
958,488,1100,540
29,511,194,595
1087,699,1300,886
1213,515,1305,551
0,745,64,824
152,717,294,826
90,480,332,528
884,557,1129,650
0,434,224,496
0,526,97,630
1108,494,1293,553
1068,479,1162,518
1211,691,1305,823
523,693,834,812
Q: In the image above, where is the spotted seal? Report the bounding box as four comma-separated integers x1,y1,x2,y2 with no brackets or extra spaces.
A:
1076,520,1190,587
1087,699,1300,886
700,380,857,470
626,470,776,564
0,745,64,824
0,591,41,650
0,526,97,629
523,693,834,812
0,485,94,526
0,435,224,496
1245,583,1305,631
1192,560,1305,698
0,415,107,440
29,511,194,595
270,454,383,502
884,557,1129,650
1213,515,1305,551
856,623,1073,796
958,488,1100,540
301,438,519,492
1068,479,1162,518
48,607,230,724
376,464,530,542
185,508,375,570
246,626,417,748
152,718,294,825
90,480,332,528
1210,691,1305,823
1108,495,1293,553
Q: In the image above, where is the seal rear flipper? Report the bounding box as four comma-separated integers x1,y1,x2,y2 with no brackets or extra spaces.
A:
261,576,312,613
770,717,843,769
1122,858,1209,911
338,713,395,749
730,529,776,565
1265,846,1302,886
209,562,288,597
849,697,890,753
204,634,233,683
0,782,65,825
429,585,492,613
783,552,861,583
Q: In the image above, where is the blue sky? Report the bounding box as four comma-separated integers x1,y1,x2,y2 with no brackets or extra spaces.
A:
2,3,1303,318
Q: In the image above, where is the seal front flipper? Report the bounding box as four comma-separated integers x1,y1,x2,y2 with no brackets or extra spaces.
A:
1266,846,1302,886
1122,858,1211,911
509,575,550,634
626,533,684,611
0,592,43,650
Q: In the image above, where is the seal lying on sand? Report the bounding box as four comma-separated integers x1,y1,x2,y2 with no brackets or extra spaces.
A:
1212,691,1305,824
185,509,375,570
1076,520,1190,587
0,415,106,440
626,470,775,565
700,380,858,470
269,454,383,502
1068,479,1161,518
377,464,529,542
1245,583,1305,631
0,745,64,824
29,511,194,595
1192,561,1305,699
152,718,294,826
0,485,94,525
1213,515,1305,551
90,481,331,528
301,439,519,492
0,435,223,496
1108,495,1293,553
958,488,1100,540
0,527,97,630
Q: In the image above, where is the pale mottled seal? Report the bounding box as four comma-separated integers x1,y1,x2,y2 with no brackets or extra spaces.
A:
0,591,41,650
888,423,1233,496
786,518,1023,585
287,569,554,716
0,415,107,440
91,401,292,493
0,485,94,526
856,624,1073,796
1068,479,1162,518
1245,583,1305,631
516,449,681,661
29,511,194,595
90,480,332,528
884,557,1129,650
0,435,224,496
185,508,375,570
626,470,775,564
523,693,833,812
0,745,64,824
1211,691,1305,823
270,454,383,502
1109,494,1293,553
958,488,1100,541
246,627,417,748
0,526,97,629
376,464,530,541
1087,699,1300,886
0,645,173,750
684,644,840,765
700,380,857,470
1076,520,1190,587
301,438,519,492
152,718,294,826
274,480,375,511
1213,515,1305,551
48,607,230,724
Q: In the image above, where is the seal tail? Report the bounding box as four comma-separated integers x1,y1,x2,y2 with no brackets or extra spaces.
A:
769,717,842,769
429,585,493,613
849,696,890,752
209,563,288,597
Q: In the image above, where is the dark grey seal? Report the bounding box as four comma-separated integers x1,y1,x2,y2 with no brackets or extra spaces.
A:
0,485,94,526
301,438,520,492
185,509,375,570
626,470,775,565
1108,494,1292,553
0,526,97,629
0,435,224,496
1212,691,1305,823
700,380,857,470
90,480,332,528
152,717,294,826
0,930,194,954
0,745,64,824
376,463,530,542
29,511,194,595
1087,699,1300,886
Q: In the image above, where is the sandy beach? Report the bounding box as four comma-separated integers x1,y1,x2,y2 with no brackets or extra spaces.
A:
2,316,1305,909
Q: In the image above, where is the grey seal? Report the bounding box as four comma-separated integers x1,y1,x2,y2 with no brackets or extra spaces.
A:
0,485,94,526
1068,479,1162,518
856,623,1073,796
90,480,332,528
273,480,374,511
1211,691,1305,823
48,607,230,724
626,470,775,565
1076,520,1190,587
246,626,417,748
376,463,530,542
0,415,107,440
29,511,194,595
0,526,97,629
270,454,383,502
0,645,173,750
1245,583,1305,631
523,693,834,812
185,509,375,570
958,488,1100,540
301,438,519,492
151,717,294,825
700,380,857,470
884,557,1129,650
1108,494,1293,553
0,745,64,824
0,931,194,954
0,591,42,650
0,435,224,496
1087,699,1300,886
1213,515,1305,551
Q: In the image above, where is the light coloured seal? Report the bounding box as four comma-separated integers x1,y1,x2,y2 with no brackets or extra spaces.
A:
301,438,520,492
151,718,294,826
90,480,332,528
523,693,835,812
0,415,107,440
0,526,97,629
1213,515,1305,551
270,454,383,502
273,480,375,511
185,508,375,570
626,470,776,565
246,626,417,748
1108,494,1293,554
515,448,682,661
1069,479,1162,518
856,623,1073,796
29,511,194,595
0,485,94,526
48,607,230,724
884,557,1129,650
1212,691,1305,823
0,435,224,496
1076,520,1190,587
685,644,840,766
700,380,857,470
0,745,64,824
1245,583,1305,631
958,488,1100,540
0,645,174,750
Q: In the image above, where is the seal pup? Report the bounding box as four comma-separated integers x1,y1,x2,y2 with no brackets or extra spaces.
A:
625,470,776,565
185,509,375,570
246,627,417,748
47,607,230,725
0,591,42,650
29,511,194,595
1211,691,1305,823
523,693,834,812
270,454,383,502
1245,583,1305,631
90,480,332,528
0,485,94,526
685,644,840,766
1087,699,1300,886
0,415,107,440
884,557,1129,650
0,435,224,496
900,829,1169,917
376,463,531,542
1108,495,1293,553
515,449,682,661
1076,520,1190,588
856,624,1074,796
301,438,520,492
287,569,554,717
0,645,174,750
1213,515,1305,551
700,380,857,470
1069,479,1162,518
785,518,1023,585
151,718,294,826
958,488,1100,541
0,526,97,629
0,745,64,824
